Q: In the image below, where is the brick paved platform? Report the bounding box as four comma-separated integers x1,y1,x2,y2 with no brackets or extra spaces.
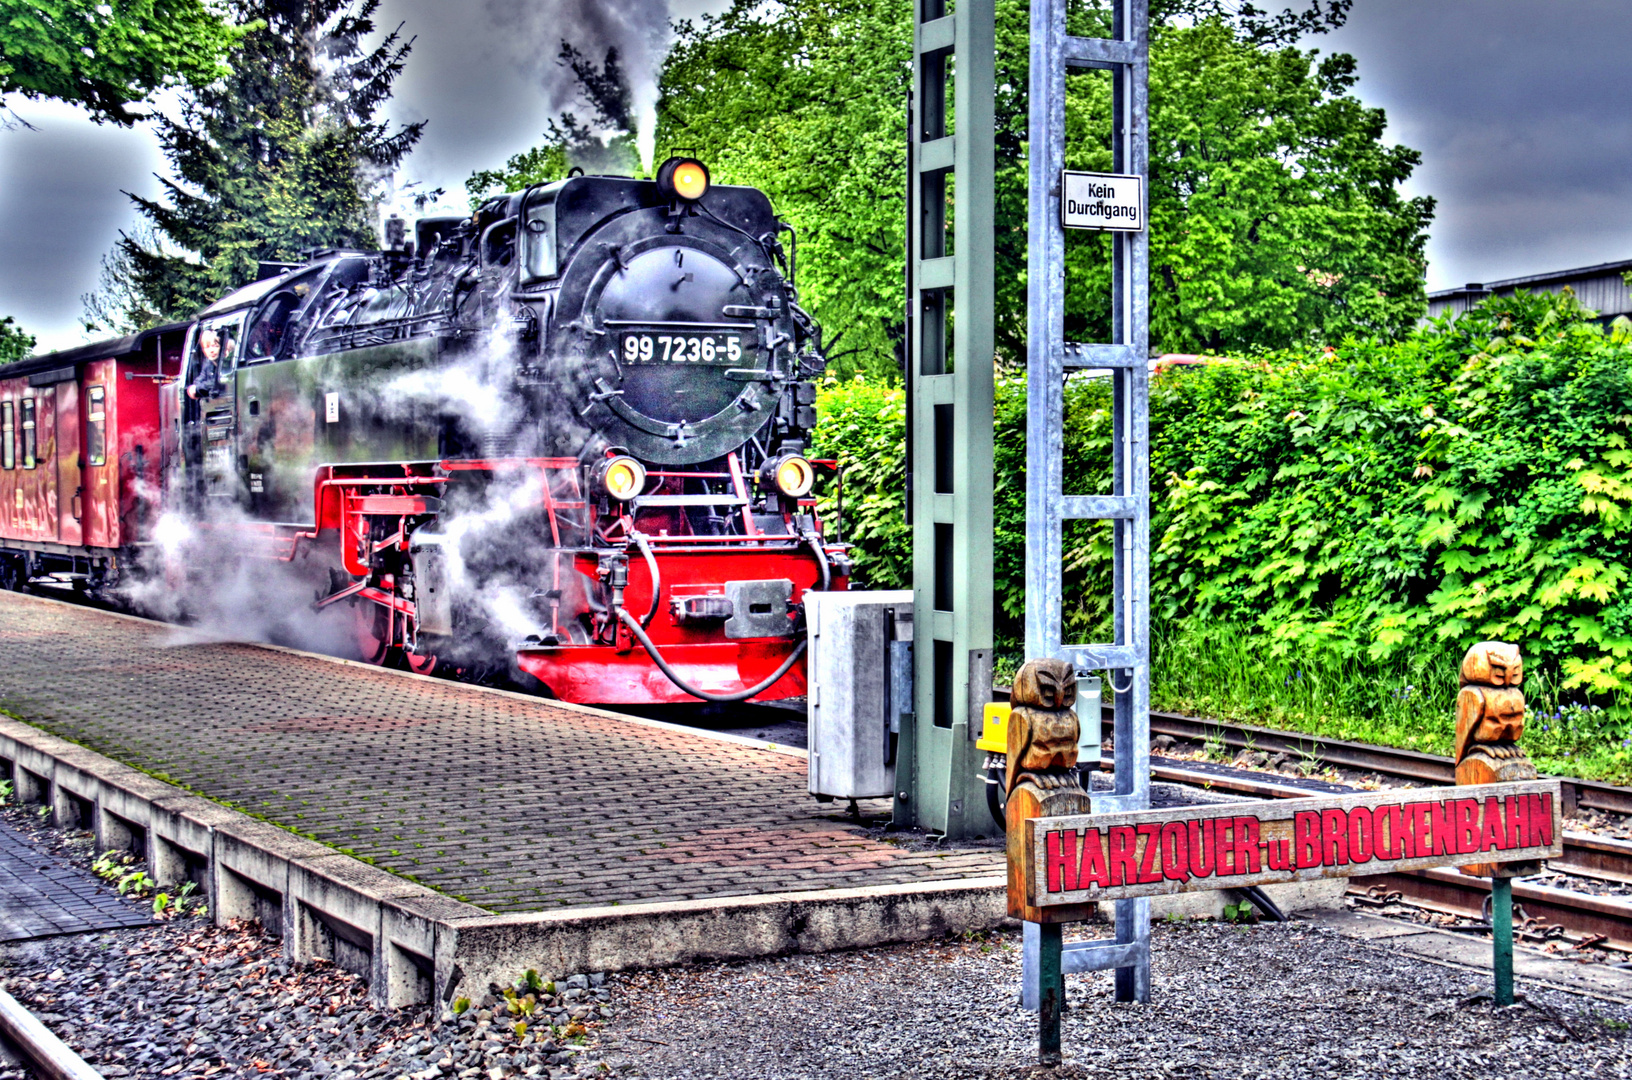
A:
0,817,153,941
0,591,1000,915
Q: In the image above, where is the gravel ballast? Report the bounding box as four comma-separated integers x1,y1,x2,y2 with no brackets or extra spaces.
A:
594,920,1632,1079
1,803,1630,1077
1,920,621,1079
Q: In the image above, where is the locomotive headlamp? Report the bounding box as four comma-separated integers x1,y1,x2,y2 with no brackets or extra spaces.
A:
656,156,710,202
769,454,815,498
595,456,647,502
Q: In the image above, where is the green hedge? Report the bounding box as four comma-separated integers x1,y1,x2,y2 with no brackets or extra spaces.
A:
813,290,1632,780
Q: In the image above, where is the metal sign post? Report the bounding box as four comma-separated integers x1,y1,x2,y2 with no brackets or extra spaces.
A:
900,0,997,840
1023,0,1153,1006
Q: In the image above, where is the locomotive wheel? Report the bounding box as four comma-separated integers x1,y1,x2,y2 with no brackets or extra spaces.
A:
403,651,440,676
348,600,394,665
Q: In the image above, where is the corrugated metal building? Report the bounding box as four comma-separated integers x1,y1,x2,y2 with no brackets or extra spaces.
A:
1427,258,1632,322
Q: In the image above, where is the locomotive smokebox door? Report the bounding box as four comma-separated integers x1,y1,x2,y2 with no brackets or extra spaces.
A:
806,591,914,801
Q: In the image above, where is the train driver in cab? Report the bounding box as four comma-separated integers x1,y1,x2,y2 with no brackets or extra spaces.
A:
186,327,234,400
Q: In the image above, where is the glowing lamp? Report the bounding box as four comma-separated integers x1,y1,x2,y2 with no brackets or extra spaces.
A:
770,455,815,498
595,456,647,501
656,157,711,202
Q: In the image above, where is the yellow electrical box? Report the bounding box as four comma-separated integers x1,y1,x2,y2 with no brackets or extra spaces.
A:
976,702,1010,753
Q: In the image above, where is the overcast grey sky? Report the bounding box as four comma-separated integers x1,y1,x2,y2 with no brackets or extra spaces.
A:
2,0,1628,353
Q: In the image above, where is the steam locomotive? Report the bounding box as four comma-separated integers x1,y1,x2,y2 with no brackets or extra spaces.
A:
0,159,849,703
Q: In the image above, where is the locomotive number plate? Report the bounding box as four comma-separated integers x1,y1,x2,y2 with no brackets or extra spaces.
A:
620,331,743,365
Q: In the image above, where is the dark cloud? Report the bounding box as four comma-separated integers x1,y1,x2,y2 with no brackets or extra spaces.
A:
2,0,1627,351
1320,0,1632,289
0,100,168,351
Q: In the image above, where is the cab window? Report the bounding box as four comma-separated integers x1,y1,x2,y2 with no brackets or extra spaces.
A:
2,402,12,469
86,386,106,467
20,397,35,469
243,271,319,363
186,315,244,393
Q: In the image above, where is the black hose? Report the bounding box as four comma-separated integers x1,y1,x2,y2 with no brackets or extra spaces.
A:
1240,884,1287,922
805,536,831,592
986,766,1007,832
632,534,660,629
617,608,807,703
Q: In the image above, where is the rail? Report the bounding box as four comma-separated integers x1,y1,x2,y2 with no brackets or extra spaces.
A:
1138,708,1632,816
1105,740,1632,952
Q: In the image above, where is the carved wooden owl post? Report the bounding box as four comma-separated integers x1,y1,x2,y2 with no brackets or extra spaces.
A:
1455,641,1541,878
1005,658,1095,922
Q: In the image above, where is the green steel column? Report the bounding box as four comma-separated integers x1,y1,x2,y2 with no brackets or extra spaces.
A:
1492,876,1514,1006
1038,922,1063,1065
900,0,996,838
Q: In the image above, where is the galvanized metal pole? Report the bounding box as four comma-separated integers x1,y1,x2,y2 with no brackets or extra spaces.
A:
1492,877,1515,1006
901,0,997,840
1023,0,1152,1007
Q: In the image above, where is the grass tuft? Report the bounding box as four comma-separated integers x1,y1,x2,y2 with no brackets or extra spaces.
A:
1152,621,1632,785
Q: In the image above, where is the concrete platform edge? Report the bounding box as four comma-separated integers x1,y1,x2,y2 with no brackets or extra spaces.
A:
440,877,1012,998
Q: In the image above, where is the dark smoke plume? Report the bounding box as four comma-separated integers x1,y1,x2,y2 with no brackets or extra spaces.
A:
483,0,671,172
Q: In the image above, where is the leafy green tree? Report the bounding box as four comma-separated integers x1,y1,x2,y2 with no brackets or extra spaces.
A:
819,292,1632,775
1083,22,1434,353
656,0,913,381
85,0,423,330
466,43,639,204
0,315,33,362
0,0,244,124
656,0,1427,377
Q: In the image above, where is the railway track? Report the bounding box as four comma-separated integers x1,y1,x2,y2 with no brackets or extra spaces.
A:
1123,711,1632,951
1141,709,1632,815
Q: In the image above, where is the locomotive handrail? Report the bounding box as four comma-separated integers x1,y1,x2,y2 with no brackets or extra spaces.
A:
638,533,811,544
632,493,747,507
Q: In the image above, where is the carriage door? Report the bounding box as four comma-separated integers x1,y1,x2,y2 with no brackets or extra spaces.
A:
81,364,115,547
53,380,82,546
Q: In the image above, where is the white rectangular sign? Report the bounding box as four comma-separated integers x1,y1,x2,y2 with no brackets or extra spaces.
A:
1061,171,1144,232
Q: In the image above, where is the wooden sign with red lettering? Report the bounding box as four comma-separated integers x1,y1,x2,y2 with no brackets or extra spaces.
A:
1022,780,1562,906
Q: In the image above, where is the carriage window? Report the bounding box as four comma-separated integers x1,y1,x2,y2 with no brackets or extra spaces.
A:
1,402,12,469
86,386,106,467
20,398,35,469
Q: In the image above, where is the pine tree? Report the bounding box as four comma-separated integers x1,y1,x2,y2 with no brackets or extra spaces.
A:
85,0,424,331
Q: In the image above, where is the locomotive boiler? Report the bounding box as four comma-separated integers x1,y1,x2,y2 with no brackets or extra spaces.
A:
0,159,849,703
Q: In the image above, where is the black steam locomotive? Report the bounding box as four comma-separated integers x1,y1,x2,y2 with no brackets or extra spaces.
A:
0,159,848,704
